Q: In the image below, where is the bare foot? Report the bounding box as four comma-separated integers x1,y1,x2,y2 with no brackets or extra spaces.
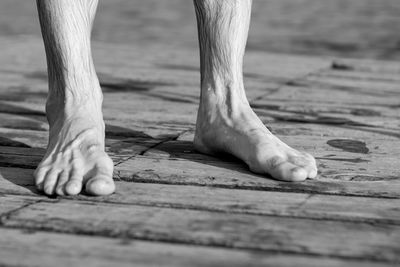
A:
34,91,115,196
194,95,317,182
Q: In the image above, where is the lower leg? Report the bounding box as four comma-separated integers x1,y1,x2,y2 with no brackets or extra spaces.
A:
34,0,115,195
193,0,317,181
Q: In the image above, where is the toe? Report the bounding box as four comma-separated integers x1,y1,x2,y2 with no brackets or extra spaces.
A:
289,153,318,180
65,167,83,195
85,158,115,196
43,169,60,195
86,176,115,196
297,161,318,180
308,167,318,179
267,156,308,182
65,179,82,195
55,171,69,196
300,153,318,179
34,166,48,191
289,166,308,181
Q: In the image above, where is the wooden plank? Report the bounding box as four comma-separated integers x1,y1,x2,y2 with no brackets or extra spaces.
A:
116,155,400,198
250,62,400,128
306,73,400,95
0,194,39,216
253,84,400,110
91,184,400,224
0,228,387,267
0,147,43,169
0,127,48,148
3,197,400,262
1,169,400,225
2,143,398,200
0,113,47,131
0,167,38,195
317,68,400,84
103,92,196,138
331,59,400,74
0,124,399,199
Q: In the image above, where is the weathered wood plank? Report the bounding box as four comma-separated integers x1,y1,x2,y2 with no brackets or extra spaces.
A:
250,61,400,131
1,143,398,199
116,157,400,198
0,125,399,199
92,184,400,224
331,59,400,74
0,194,39,216
3,198,400,262
326,67,400,83
0,127,47,148
0,167,38,194
0,228,387,267
2,169,400,225
103,93,196,138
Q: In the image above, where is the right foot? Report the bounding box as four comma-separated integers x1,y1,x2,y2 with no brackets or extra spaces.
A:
34,86,115,196
194,85,318,182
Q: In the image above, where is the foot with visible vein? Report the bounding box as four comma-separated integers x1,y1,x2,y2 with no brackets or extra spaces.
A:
193,0,317,181
34,89,115,196
194,89,318,182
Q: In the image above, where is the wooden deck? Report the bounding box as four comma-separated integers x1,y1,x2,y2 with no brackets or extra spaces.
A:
0,35,399,266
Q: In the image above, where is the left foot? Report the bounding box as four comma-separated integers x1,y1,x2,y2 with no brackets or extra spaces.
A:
34,81,115,196
194,88,317,181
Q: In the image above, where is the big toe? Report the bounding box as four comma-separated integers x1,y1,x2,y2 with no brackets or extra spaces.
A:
267,156,309,182
277,163,308,182
85,175,115,196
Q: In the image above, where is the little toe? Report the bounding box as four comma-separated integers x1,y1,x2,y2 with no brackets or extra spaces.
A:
43,169,60,195
295,161,318,180
301,157,318,179
289,153,317,180
34,167,48,191
308,167,318,179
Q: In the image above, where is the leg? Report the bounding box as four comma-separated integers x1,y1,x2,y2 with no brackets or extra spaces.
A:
193,0,317,181
34,0,115,195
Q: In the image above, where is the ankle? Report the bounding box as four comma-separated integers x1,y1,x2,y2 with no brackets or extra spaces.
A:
46,78,103,126
199,82,250,122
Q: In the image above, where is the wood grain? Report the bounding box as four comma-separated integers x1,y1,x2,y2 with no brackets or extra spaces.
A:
3,196,400,262
0,228,389,267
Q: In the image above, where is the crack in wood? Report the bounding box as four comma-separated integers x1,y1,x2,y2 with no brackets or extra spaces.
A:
113,130,187,167
0,200,42,225
249,66,330,103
